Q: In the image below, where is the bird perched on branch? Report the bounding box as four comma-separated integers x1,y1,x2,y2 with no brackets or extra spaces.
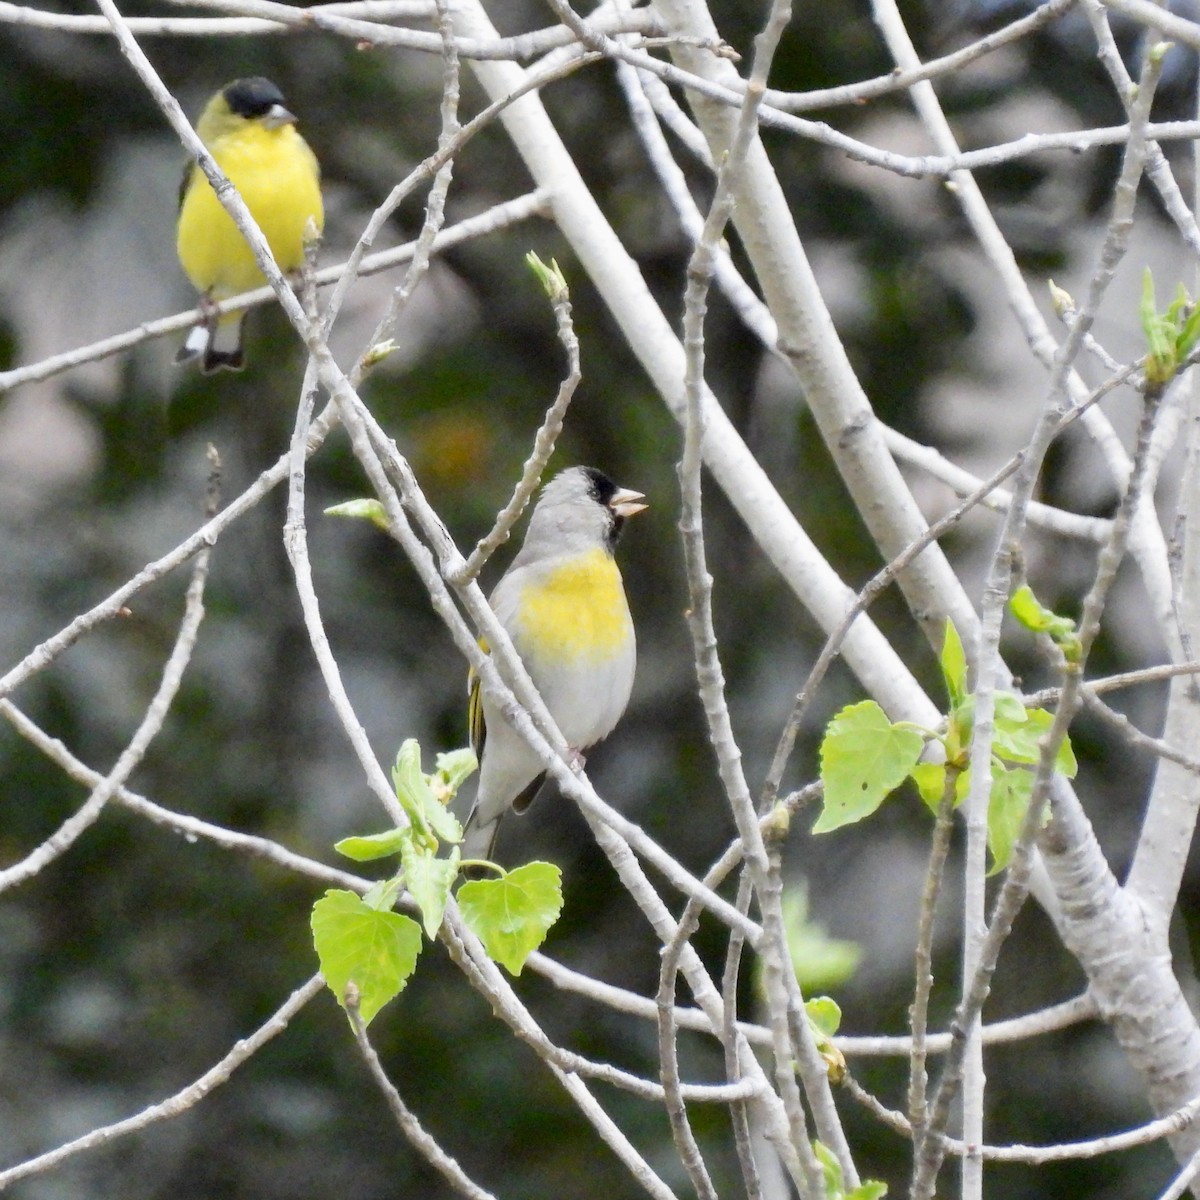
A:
175,77,323,373
462,467,647,862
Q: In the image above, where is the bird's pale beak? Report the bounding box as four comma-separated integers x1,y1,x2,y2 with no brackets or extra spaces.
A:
263,104,298,129
609,487,648,519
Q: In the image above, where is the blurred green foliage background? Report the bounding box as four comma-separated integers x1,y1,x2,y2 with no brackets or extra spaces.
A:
0,1,1194,1196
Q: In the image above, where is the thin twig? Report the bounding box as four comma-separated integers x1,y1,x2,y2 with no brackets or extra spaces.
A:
909,24,1170,1195
843,1072,1200,1164
0,0,435,34
0,405,337,700
666,0,847,1187
657,900,720,1200
284,372,405,824
656,839,753,1200
0,700,370,892
344,0,462,383
437,913,685,1200
722,870,765,1199
766,0,1077,112
29,0,663,56
314,48,606,346
1158,1142,1200,1200
759,353,1140,806
345,985,500,1200
0,493,213,892
907,770,959,1152
1079,688,1200,775
454,267,582,582
0,192,550,394
0,976,325,1190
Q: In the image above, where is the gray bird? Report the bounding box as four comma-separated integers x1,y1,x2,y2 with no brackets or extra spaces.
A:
462,467,647,861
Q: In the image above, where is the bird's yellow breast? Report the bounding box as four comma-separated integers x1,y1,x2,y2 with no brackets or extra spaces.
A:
514,548,631,664
176,123,323,299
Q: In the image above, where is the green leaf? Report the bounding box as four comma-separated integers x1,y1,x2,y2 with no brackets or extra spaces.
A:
1140,268,1160,338
947,696,973,750
422,798,463,846
362,339,397,368
335,828,408,862
952,691,1031,761
804,996,848,1082
1009,586,1083,660
805,996,843,1038
813,1142,844,1196
1138,268,1200,385
1023,707,1078,777
943,705,967,765
776,888,861,991
324,498,389,531
392,739,435,828
526,251,569,303
813,1140,886,1199
940,620,967,706
1009,584,1047,632
311,889,422,1026
432,748,478,804
991,711,1039,766
993,690,1027,725
400,835,460,939
1167,281,1191,327
1141,268,1173,381
911,762,946,811
457,862,564,975
846,1183,888,1200
815,701,925,833
392,740,463,846
362,875,403,912
1179,294,1200,361
992,705,1076,778
814,1141,842,1192
987,765,1031,875
912,762,968,813
1009,586,1071,638
1056,737,1077,778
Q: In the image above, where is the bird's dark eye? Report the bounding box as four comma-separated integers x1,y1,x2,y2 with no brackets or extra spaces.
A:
223,77,287,119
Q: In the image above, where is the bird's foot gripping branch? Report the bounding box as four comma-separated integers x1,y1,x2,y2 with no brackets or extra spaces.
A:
311,739,564,1027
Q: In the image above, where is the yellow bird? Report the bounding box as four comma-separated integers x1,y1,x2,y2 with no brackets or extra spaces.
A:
175,77,323,373
462,467,647,861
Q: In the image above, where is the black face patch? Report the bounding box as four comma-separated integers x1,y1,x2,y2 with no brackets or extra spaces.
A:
581,466,618,507
223,77,287,119
578,467,624,549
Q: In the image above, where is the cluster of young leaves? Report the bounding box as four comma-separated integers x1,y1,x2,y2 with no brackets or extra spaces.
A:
1140,267,1200,386
814,619,1076,873
805,992,848,1084
1009,585,1082,663
311,740,564,1026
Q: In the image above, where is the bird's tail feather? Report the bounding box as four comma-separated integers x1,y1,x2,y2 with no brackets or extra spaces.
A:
175,312,246,373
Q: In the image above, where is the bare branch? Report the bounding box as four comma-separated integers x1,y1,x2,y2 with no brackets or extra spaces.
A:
0,700,371,891
0,503,212,892
454,264,581,582
0,976,325,1190
0,192,550,393
345,986,500,1200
